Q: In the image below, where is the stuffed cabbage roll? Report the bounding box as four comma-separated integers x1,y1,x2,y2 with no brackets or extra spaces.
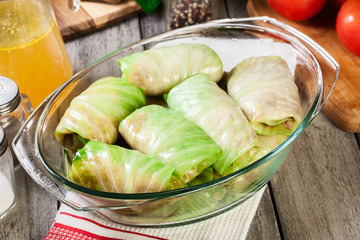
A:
119,105,223,183
117,43,223,96
227,56,302,136
166,73,259,175
55,77,146,150
69,141,185,193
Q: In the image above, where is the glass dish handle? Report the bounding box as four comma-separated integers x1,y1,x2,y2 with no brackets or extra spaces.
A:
20,93,33,118
12,100,73,207
12,99,153,210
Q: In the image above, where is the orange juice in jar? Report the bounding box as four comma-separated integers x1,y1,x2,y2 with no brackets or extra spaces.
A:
0,0,73,107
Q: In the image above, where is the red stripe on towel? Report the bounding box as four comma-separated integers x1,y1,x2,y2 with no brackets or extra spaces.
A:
60,212,168,240
44,222,121,240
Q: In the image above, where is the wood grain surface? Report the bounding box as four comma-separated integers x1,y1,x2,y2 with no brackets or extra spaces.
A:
271,113,360,239
247,0,360,132
51,0,142,39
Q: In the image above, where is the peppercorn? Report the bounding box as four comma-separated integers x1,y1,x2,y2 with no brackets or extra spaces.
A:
167,0,213,30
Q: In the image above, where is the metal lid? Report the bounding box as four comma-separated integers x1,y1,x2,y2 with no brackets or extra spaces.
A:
0,76,21,115
0,126,7,156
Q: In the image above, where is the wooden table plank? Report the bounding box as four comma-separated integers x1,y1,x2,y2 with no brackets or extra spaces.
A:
65,16,142,73
271,113,360,239
247,188,281,240
139,7,166,39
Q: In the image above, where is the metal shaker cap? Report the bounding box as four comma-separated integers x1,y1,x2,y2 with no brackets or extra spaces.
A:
0,125,7,156
0,76,21,115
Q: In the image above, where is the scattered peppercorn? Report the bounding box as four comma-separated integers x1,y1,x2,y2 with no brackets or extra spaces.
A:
168,0,213,30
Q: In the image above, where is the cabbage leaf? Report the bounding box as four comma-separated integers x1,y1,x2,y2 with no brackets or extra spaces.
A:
227,56,302,136
69,141,185,193
55,77,146,150
117,43,223,96
166,73,259,175
119,105,223,183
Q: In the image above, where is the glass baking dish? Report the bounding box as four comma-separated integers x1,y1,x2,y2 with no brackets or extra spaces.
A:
13,17,338,227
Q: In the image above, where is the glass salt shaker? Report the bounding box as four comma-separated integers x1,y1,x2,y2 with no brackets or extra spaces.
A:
0,125,16,219
0,76,33,167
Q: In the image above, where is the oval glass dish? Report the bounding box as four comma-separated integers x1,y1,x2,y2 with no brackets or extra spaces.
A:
13,17,339,227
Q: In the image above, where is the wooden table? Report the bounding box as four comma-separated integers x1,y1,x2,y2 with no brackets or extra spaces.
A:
1,0,360,239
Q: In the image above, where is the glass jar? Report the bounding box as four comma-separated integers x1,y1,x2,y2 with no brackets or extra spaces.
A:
0,0,73,108
0,126,16,219
0,76,33,167
164,0,220,30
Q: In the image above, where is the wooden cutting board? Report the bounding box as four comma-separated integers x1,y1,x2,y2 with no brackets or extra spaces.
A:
51,0,142,39
247,0,360,132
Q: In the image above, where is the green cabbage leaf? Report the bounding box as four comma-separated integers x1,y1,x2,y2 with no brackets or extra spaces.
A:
69,141,185,193
166,73,259,175
227,56,302,136
117,43,223,96
119,105,223,183
55,77,146,150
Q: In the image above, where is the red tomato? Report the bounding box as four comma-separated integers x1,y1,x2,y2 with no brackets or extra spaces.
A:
336,0,360,56
266,0,328,21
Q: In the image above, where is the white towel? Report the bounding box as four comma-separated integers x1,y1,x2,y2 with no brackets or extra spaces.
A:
44,186,266,240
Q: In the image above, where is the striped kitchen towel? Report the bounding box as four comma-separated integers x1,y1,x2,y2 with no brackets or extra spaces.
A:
44,186,266,240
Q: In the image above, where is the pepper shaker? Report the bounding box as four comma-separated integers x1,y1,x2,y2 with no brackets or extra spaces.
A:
0,76,33,167
0,125,16,219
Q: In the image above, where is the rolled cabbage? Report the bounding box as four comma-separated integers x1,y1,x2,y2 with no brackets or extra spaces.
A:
166,73,259,175
226,56,302,136
69,141,185,193
119,105,223,183
117,43,223,96
55,77,146,150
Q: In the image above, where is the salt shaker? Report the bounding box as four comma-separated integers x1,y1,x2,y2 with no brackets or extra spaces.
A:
0,125,16,219
0,76,33,167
